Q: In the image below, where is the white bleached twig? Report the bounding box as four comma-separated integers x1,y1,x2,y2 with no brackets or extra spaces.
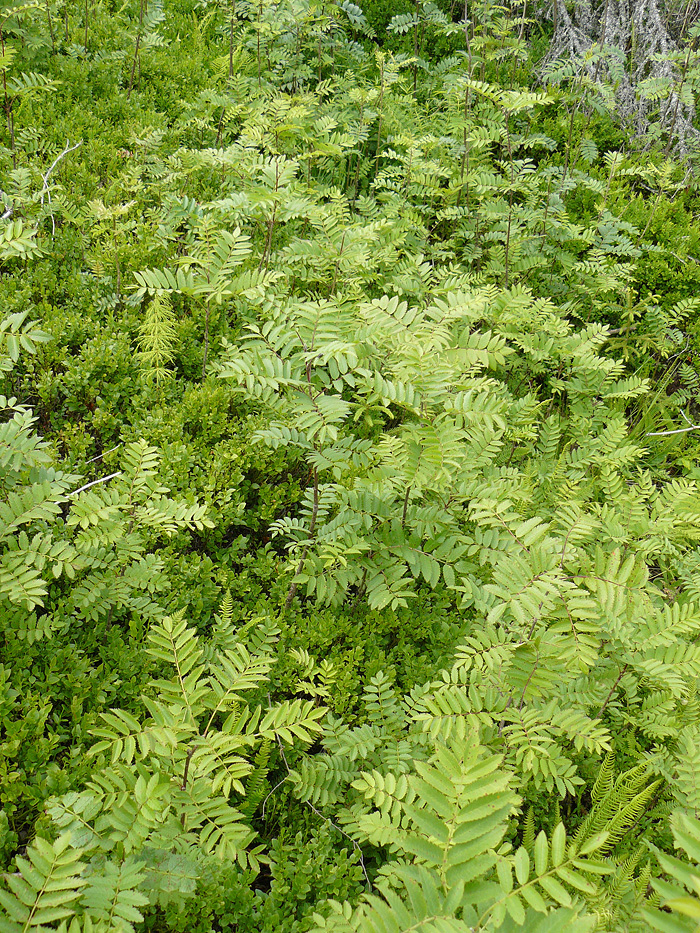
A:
646,409,700,436
85,443,121,464
41,139,82,235
67,471,122,497
646,424,700,437
41,140,82,204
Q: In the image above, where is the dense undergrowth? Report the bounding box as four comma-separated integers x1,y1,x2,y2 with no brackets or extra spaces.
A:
5,0,700,931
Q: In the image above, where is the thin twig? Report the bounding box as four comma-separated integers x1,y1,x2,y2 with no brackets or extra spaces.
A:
127,0,146,101
85,443,121,464
41,140,82,236
260,776,290,820
67,472,122,497
272,716,370,887
597,664,628,719
41,141,82,205
0,190,11,220
181,744,198,791
646,424,700,437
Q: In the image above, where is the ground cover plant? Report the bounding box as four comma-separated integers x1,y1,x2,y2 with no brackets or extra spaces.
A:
6,0,700,930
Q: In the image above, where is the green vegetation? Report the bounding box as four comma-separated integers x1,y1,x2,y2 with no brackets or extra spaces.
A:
5,0,700,930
